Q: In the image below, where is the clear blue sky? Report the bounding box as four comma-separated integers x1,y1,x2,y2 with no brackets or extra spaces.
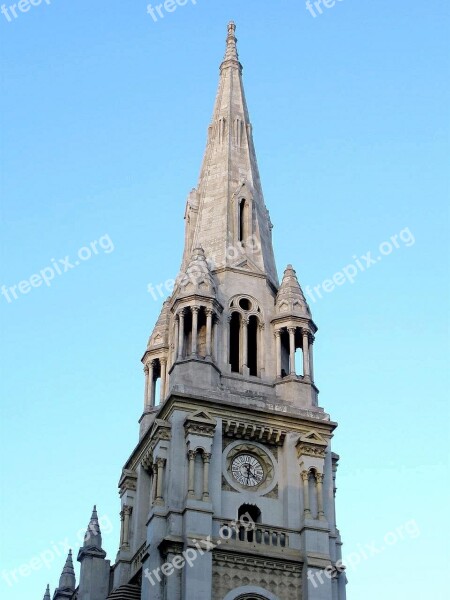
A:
1,1,449,599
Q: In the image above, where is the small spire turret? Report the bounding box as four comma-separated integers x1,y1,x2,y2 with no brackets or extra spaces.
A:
53,550,75,598
78,505,106,561
43,584,51,600
276,264,312,318
83,505,102,549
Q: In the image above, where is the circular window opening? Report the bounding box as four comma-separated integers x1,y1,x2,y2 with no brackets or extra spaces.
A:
239,298,251,311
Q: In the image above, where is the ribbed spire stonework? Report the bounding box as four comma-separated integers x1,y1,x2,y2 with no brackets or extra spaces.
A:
176,245,216,299
221,21,241,68
182,22,278,287
78,505,106,561
53,550,75,598
84,505,102,548
276,264,312,318
146,300,170,350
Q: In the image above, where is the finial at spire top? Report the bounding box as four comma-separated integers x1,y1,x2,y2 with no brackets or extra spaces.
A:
222,20,240,69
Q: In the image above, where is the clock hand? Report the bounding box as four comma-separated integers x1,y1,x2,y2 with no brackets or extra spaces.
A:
245,463,251,484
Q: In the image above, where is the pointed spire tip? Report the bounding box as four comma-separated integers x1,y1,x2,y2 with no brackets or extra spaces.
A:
222,19,240,67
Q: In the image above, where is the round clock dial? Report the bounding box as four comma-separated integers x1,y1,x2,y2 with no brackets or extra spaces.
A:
231,454,265,487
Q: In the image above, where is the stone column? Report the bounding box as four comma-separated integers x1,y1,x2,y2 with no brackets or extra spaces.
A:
173,318,179,366
151,463,158,505
224,315,231,369
159,357,167,403
202,453,211,501
302,329,311,380
288,326,296,375
332,460,338,527
309,334,315,382
155,458,166,506
274,330,281,378
205,309,213,358
148,361,155,408
258,323,265,377
191,306,199,356
178,309,185,359
119,508,125,547
143,365,149,410
301,471,311,518
187,450,196,499
122,505,131,548
315,472,325,520
213,319,219,361
242,317,248,367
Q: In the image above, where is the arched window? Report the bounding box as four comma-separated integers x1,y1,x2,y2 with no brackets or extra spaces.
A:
238,503,261,524
152,359,161,406
247,315,258,376
239,199,248,242
229,312,241,373
280,329,290,377
238,503,261,543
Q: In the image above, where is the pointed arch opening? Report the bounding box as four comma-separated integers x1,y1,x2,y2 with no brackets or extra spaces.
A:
280,329,290,377
229,312,241,373
238,198,248,243
247,315,258,376
238,503,261,543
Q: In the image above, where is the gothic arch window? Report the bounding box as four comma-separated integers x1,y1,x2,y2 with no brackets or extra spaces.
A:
238,503,261,543
152,359,161,406
280,329,290,377
238,198,248,242
229,311,241,373
228,296,264,377
238,503,261,523
247,315,258,376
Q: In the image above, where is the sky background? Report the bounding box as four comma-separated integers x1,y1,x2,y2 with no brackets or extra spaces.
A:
1,0,449,598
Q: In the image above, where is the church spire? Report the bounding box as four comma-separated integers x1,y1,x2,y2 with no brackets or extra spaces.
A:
221,21,240,67
43,584,51,600
83,505,102,548
53,550,75,598
182,21,278,287
77,505,106,560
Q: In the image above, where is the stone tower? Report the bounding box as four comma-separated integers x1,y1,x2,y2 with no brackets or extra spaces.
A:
111,22,346,600
43,21,346,600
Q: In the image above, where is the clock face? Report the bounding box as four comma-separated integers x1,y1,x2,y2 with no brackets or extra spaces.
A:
231,454,265,487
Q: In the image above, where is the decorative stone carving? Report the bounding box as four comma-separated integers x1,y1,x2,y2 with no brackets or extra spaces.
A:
212,551,302,600
184,410,217,438
296,430,328,459
118,469,137,495
223,419,287,446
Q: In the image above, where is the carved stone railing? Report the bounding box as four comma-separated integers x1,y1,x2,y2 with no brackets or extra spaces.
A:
218,520,290,549
131,542,147,575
